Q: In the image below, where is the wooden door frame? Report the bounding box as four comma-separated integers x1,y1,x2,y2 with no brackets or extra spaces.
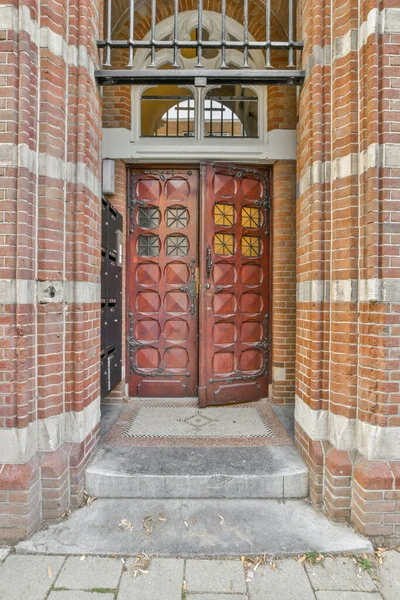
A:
126,163,273,400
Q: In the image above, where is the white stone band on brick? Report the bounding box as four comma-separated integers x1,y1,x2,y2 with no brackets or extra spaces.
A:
0,279,35,304
295,396,329,441
298,278,400,303
0,397,101,462
64,396,101,444
0,423,37,464
357,420,400,461
380,8,400,34
299,144,399,196
0,4,39,44
65,281,101,304
296,396,400,460
0,279,100,305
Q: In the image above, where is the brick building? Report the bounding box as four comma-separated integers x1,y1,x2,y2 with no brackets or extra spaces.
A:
0,0,400,545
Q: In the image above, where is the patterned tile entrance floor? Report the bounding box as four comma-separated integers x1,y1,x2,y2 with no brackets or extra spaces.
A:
103,400,292,447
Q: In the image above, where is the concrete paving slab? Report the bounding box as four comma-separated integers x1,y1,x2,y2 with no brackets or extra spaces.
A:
247,560,315,600
16,498,373,557
118,558,184,600
186,559,246,593
305,557,377,591
48,592,115,600
375,550,400,600
0,555,65,600
55,556,122,590
85,445,308,499
315,593,382,600
187,596,247,599
0,548,10,562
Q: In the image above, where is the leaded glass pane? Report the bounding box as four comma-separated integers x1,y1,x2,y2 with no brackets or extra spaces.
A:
166,235,188,257
138,235,160,257
166,207,188,229
242,206,261,228
214,233,234,256
214,203,235,226
138,206,160,229
242,236,261,257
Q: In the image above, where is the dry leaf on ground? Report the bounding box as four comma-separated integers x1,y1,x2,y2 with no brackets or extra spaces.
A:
129,554,150,578
119,519,134,531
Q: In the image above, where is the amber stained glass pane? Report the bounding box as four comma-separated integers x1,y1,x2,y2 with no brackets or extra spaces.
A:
214,203,235,226
242,206,260,228
214,233,234,256
242,235,261,257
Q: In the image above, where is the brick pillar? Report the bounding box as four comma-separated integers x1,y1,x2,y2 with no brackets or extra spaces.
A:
295,0,331,505
349,0,400,543
0,0,41,541
271,160,296,405
0,0,102,542
297,0,400,543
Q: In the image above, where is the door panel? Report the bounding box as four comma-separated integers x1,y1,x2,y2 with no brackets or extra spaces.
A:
128,169,198,397
199,163,270,406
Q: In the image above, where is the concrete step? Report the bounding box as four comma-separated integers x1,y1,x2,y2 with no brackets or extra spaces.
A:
16,498,373,557
85,445,309,500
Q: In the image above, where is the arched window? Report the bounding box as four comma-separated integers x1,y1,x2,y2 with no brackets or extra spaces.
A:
205,86,258,138
140,84,258,139
141,86,194,137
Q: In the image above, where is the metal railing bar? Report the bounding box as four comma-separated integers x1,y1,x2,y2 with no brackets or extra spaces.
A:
265,0,271,68
243,0,249,68
288,0,294,67
221,0,227,68
105,0,112,67
173,0,179,67
128,0,135,67
196,0,203,67
150,0,156,67
97,40,304,51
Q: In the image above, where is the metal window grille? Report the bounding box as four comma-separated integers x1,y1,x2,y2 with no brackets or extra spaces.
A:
96,1,304,86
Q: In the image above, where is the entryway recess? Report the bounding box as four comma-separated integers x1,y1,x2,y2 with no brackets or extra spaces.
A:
127,162,270,406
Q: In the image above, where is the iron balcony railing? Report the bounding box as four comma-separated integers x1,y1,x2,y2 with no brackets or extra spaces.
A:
96,0,305,86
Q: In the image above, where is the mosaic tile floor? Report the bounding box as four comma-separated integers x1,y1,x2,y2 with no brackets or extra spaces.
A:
103,400,292,447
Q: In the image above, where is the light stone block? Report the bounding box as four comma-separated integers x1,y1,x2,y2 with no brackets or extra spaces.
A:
118,558,184,600
305,557,377,592
247,560,315,600
316,594,382,600
55,556,122,590
186,559,246,594
376,550,400,600
0,555,65,600
48,592,114,600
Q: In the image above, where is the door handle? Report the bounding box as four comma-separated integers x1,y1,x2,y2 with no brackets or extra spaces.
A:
206,244,213,279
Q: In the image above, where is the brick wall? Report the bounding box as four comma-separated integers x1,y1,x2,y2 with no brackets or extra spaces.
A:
271,161,297,404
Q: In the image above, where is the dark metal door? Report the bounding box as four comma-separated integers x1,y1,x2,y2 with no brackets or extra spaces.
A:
198,162,270,406
128,169,198,397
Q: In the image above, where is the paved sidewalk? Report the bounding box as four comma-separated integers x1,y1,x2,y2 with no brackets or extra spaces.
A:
0,550,399,600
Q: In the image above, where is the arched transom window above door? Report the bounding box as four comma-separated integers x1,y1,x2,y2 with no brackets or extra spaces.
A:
141,84,259,139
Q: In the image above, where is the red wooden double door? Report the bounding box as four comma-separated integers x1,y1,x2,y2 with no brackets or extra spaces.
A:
128,163,270,406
